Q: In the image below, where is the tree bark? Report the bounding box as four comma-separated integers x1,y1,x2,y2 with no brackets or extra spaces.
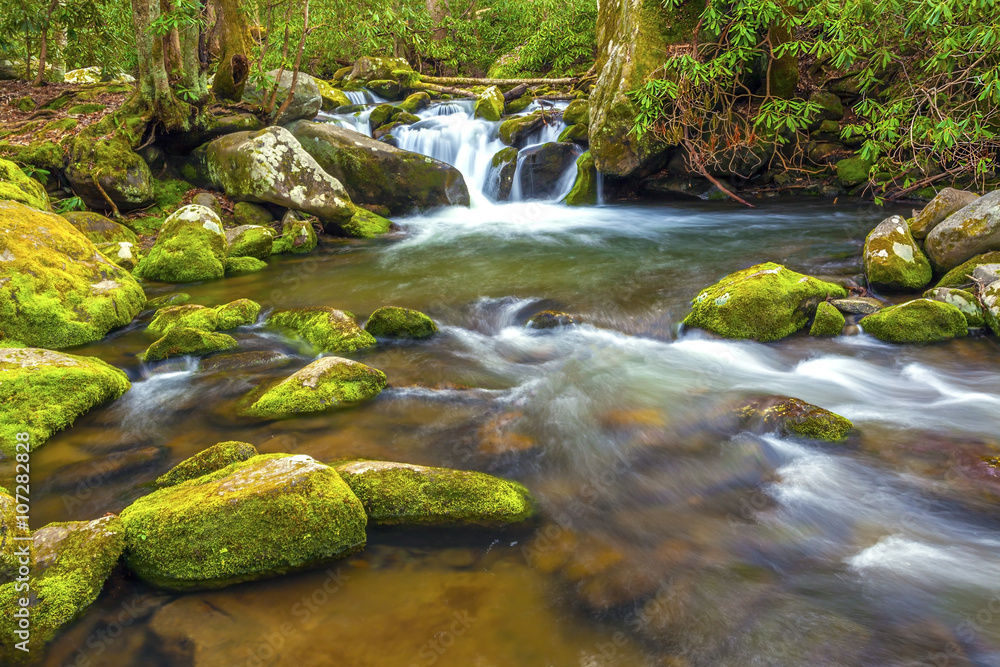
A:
426,0,448,41
210,0,250,101
33,0,59,86
410,81,476,97
131,0,192,132
419,75,576,86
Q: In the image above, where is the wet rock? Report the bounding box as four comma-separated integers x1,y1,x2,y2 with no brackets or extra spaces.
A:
156,441,259,487
830,296,884,316
922,287,984,328
225,255,267,275
266,306,375,353
397,91,430,114
683,262,847,341
364,306,437,339
142,327,239,362
45,445,165,491
146,292,190,310
563,151,598,206
740,396,854,441
134,205,228,283
239,356,386,418
0,201,146,347
527,310,581,328
120,453,367,589
517,142,581,200
334,460,536,527
487,146,518,201
215,298,261,329
558,123,589,146
499,111,545,147
226,224,275,259
860,298,968,343
316,79,351,111
863,214,932,289
341,207,392,238
909,187,979,240
198,350,293,374
147,304,219,337
935,251,1000,288
242,69,322,124
272,209,319,254
562,99,590,126
474,85,504,121
477,411,538,456
925,190,1000,270
0,348,130,454
809,301,845,336
232,201,274,227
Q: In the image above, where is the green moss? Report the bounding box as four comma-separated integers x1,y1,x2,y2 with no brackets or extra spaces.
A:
271,214,318,255
334,460,536,527
562,99,590,126
233,201,274,226
981,280,1000,336
142,327,238,362
563,151,598,206
0,348,130,454
474,86,505,121
146,292,190,310
228,225,274,258
683,262,847,341
65,130,153,211
365,306,437,339
558,124,589,145
0,157,50,210
922,287,984,327
134,205,228,283
147,305,219,337
155,441,259,487
860,298,969,343
809,301,846,336
836,156,873,187
226,256,268,275
66,103,106,115
61,211,137,244
0,201,146,348
341,207,392,238
266,307,376,353
368,79,400,99
397,92,430,114
214,298,261,329
505,94,533,114
240,357,386,418
499,112,543,146
741,397,853,442
368,104,395,130
120,453,367,590
315,79,352,111
0,140,65,173
94,240,142,271
863,215,932,289
936,251,1000,287
13,95,35,113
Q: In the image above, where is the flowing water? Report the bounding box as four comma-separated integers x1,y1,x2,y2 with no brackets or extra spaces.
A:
9,97,1000,666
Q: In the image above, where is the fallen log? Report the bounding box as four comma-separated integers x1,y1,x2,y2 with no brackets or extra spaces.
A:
419,75,577,86
410,81,477,98
503,84,528,102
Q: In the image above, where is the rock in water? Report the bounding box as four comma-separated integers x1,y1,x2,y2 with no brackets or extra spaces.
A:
983,280,1000,336
809,301,845,336
226,224,275,259
922,287,984,328
196,126,354,225
909,187,979,240
120,454,367,590
0,516,124,663
239,357,386,418
517,143,581,200
142,327,239,362
147,304,219,336
527,310,581,328
364,306,437,339
334,460,536,527
0,201,145,348
271,210,318,254
226,256,268,275
242,69,322,124
860,299,968,343
0,157,50,210
564,151,599,206
266,307,375,352
135,205,228,283
214,298,261,329
155,441,259,487
935,251,1000,288
924,190,1000,270
683,262,847,341
341,207,392,239
474,86,505,121
740,397,854,442
498,112,545,147
562,99,590,126
286,121,469,215
863,215,932,289
315,78,351,111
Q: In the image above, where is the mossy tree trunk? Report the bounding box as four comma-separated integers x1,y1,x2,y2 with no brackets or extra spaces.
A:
210,0,250,101
130,0,194,133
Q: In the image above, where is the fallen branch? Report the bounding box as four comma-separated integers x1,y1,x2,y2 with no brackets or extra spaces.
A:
503,84,528,102
419,74,577,86
883,171,953,201
410,81,476,98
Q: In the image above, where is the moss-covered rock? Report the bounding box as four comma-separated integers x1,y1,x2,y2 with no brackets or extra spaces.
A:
909,187,979,240
935,251,1000,287
397,91,430,114
155,441,259,487
315,79,351,111
365,306,437,339
925,190,1000,270
94,240,142,271
243,69,322,124
863,214,932,289
368,79,400,99
499,112,545,147
683,262,848,341
835,156,872,187
558,123,589,146
368,104,395,131
146,292,190,310
808,91,845,124
266,306,375,352
226,224,274,259
505,93,533,114
120,453,367,590
809,301,845,336
982,279,1000,336
191,192,222,218
563,151,598,206
860,298,969,343
922,287,984,328
344,56,413,84
0,158,50,210
271,210,319,254
517,142,581,200
0,348,129,454
142,327,238,362
0,488,31,583
240,357,386,418
342,207,392,238
65,129,153,212
233,201,274,227
134,204,228,283
334,460,536,527
740,396,853,442
0,515,124,664
215,298,261,329
0,201,146,348
61,210,137,245
830,296,884,315
527,310,581,328
225,256,267,275
487,146,519,202
147,304,219,337
474,86,505,121
562,99,590,126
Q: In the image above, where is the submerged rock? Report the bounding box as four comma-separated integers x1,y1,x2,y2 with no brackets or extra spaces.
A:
271,210,318,254
517,142,581,200
155,441,259,487
0,158,49,210
147,304,219,337
740,396,854,441
226,224,274,259
860,298,968,343
924,190,1000,270
198,350,293,374
473,86,504,121
0,201,145,348
830,296,884,316
563,151,598,206
239,357,386,418
364,306,438,339
922,287,984,328
683,262,847,341
809,301,845,336
120,454,367,590
142,327,238,362
334,460,535,527
527,310,581,328
266,306,375,352
243,69,322,124
134,205,228,283
909,187,979,240
935,251,1000,288
863,215,932,289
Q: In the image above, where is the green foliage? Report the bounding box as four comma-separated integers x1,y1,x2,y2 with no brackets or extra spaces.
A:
53,195,85,213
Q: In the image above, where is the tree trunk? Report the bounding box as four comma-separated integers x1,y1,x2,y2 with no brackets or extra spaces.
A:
131,0,192,132
426,0,448,41
33,0,59,86
210,0,250,101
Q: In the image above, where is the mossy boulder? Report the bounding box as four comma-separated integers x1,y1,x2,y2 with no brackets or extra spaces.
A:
226,224,275,259
286,120,469,215
226,256,268,275
134,205,228,283
243,69,322,124
527,310,581,328
147,304,219,337
368,104,395,131
345,56,413,84
0,516,124,663
0,201,146,348
683,262,847,341
315,79,351,111
397,91,430,114
215,298,261,329
935,251,1000,288
835,156,873,187
558,123,589,146
473,86,505,121
863,215,932,289
156,441,259,487
860,298,969,343
334,460,536,527
0,488,31,583
61,211,137,245
342,207,392,238
740,396,853,442
94,240,142,271
562,99,590,126
271,210,318,254
487,146,519,201
146,292,190,310
195,126,354,225
499,112,545,147
266,306,375,352
368,79,401,99
809,301,845,336
233,201,274,227
517,142,581,200
924,190,1000,270
808,91,845,125
120,453,367,590
982,280,1000,336
142,327,239,362
0,348,129,454
563,151,598,206
239,357,386,418
0,158,50,210
365,306,437,339
65,132,153,212
922,287,984,328
909,187,979,240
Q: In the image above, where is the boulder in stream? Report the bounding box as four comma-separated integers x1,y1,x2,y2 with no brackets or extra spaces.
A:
226,256,268,275
499,111,545,147
909,187,979,240
364,306,438,339
155,441,259,487
808,301,845,336
922,287,984,328
740,396,854,442
863,215,932,290
134,205,228,283
517,142,581,200
487,146,518,201
239,357,386,418
527,310,581,328
563,151,598,206
266,306,375,353
214,298,261,329
860,298,968,343
142,327,239,362
271,209,318,254
924,190,1000,270
226,224,275,259
147,304,220,337
473,85,505,121
983,280,1000,336
935,251,1000,288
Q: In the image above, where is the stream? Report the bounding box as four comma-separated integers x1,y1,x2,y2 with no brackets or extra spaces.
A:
10,96,1000,666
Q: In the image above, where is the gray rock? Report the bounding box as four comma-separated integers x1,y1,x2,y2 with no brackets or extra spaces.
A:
191,192,222,218
830,297,884,315
909,187,979,240
863,215,932,289
972,264,1000,285
516,142,581,200
243,69,322,124
925,190,1000,270
983,280,1000,335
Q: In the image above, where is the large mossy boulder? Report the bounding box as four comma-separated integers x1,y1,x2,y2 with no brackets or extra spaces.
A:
61,210,137,245
923,287,984,328
0,516,124,663
835,156,873,188
243,69,322,124
909,187,979,240
344,56,413,84
0,201,145,348
365,306,438,339
215,298,261,329
315,79,351,111
924,190,1000,270
740,396,853,442
517,142,581,200
859,298,968,343
683,262,847,341
935,251,1000,288
286,121,469,215
196,126,354,225
563,151,599,206
473,86,505,121
0,158,50,210
562,99,590,126
142,327,239,362
0,348,130,454
334,460,536,527
226,224,275,259
498,112,545,147
265,306,375,352
397,91,430,114
239,357,386,418
156,441,259,487
148,304,219,337
134,205,228,283
863,215,932,290
66,132,153,212
120,453,367,590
